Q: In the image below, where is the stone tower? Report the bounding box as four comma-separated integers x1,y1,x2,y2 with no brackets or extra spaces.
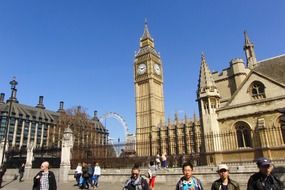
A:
134,22,165,156
197,53,220,133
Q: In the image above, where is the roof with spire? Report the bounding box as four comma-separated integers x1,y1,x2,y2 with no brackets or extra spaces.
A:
141,20,153,41
198,53,218,94
136,21,159,58
244,31,254,47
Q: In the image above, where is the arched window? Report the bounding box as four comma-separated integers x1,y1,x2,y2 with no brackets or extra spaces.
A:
250,81,266,99
235,122,252,148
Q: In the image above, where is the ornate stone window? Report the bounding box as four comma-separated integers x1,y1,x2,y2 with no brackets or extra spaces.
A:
250,81,266,99
235,121,252,148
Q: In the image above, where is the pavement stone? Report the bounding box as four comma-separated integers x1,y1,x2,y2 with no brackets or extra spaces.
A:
0,178,247,190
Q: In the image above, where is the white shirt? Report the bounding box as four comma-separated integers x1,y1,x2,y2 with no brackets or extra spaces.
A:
75,165,82,174
93,166,101,175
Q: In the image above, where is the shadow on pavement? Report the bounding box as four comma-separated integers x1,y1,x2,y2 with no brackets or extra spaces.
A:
0,175,18,189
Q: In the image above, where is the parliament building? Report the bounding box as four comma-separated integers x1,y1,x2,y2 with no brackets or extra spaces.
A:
0,79,108,159
134,23,285,165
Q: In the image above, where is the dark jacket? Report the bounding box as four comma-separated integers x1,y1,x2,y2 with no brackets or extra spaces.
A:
123,176,149,190
82,166,89,178
19,165,25,173
247,172,283,190
33,171,57,190
211,178,240,190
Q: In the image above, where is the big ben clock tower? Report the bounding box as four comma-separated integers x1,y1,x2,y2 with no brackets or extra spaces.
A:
134,22,165,156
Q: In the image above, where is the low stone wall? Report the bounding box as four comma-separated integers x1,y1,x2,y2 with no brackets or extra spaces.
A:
3,163,285,188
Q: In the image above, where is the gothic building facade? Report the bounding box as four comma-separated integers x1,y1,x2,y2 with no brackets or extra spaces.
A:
134,23,285,165
198,32,285,164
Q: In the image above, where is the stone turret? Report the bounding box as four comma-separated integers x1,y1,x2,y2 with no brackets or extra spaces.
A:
244,31,257,69
197,53,221,162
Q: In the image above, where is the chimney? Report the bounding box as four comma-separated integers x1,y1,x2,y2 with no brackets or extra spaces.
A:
57,101,65,112
0,93,5,104
77,106,81,113
36,96,45,109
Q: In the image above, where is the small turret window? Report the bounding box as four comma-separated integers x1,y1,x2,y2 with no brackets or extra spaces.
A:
250,81,266,99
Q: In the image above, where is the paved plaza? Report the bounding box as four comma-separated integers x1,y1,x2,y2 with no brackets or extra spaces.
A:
0,178,248,190
0,179,170,190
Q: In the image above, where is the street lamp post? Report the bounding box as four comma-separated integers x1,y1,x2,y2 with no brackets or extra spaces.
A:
1,79,17,166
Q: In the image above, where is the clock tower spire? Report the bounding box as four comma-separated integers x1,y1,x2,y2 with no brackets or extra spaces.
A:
134,22,165,156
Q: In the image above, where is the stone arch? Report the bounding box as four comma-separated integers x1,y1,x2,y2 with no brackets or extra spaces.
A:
275,113,285,144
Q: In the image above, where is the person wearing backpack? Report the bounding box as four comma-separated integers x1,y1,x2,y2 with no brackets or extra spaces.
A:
123,166,149,190
176,162,204,190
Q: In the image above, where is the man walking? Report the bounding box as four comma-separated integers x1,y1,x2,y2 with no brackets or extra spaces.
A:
247,157,283,190
211,164,240,190
33,161,57,190
18,162,25,182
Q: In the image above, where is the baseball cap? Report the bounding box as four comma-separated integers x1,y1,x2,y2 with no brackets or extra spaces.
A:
256,157,271,167
217,164,229,172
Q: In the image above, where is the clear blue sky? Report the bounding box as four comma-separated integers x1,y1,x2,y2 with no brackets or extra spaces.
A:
0,1,284,141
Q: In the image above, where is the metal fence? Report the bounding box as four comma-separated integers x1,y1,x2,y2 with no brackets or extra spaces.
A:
4,146,61,168
4,126,284,168
70,126,285,168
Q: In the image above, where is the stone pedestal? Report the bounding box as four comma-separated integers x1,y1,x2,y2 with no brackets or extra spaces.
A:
25,142,34,168
59,126,74,182
0,140,5,165
0,139,9,165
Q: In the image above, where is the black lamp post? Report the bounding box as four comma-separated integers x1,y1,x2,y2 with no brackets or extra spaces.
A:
1,79,17,165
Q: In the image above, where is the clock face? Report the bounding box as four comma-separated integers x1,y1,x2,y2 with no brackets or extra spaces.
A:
137,63,146,75
154,64,161,75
